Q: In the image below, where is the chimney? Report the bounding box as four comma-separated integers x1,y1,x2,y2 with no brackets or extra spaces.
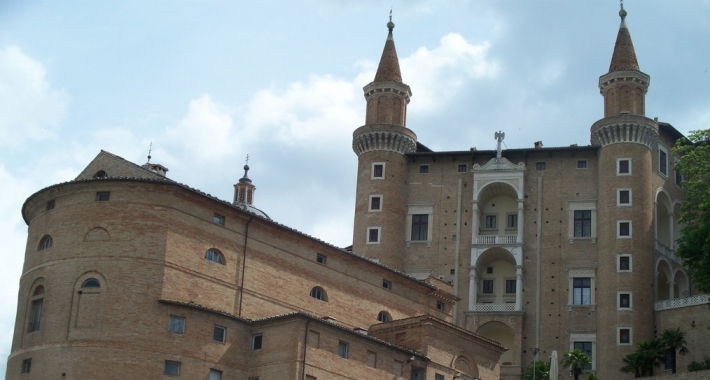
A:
534,141,543,149
142,163,169,177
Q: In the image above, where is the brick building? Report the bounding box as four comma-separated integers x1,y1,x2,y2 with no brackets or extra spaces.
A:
6,6,709,380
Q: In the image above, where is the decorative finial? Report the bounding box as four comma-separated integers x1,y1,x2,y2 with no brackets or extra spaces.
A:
244,154,250,173
387,8,395,32
147,141,152,163
494,131,505,161
619,0,627,20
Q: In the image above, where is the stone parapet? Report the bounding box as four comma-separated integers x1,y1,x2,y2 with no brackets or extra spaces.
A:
352,124,417,156
590,114,658,149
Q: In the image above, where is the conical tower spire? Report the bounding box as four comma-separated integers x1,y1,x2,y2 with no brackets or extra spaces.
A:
374,11,403,82
608,2,640,72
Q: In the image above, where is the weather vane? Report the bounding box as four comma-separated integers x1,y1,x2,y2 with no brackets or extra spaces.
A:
620,0,624,11
245,154,249,166
147,141,152,163
389,8,392,22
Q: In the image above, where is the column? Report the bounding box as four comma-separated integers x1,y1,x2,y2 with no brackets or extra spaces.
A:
471,202,479,244
669,280,675,299
469,269,477,311
515,267,523,311
517,201,524,243
668,212,675,251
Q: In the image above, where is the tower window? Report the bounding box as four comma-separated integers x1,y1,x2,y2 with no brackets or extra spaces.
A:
246,189,253,204
252,334,263,350
367,227,381,244
573,210,592,237
618,293,632,309
310,287,327,301
419,165,429,174
617,159,631,175
21,359,31,374
28,299,43,332
618,189,631,206
81,278,101,288
458,164,467,172
577,160,587,169
38,235,53,250
536,162,546,171
618,255,632,272
168,316,185,334
619,328,632,345
46,200,55,210
573,278,591,305
618,221,631,238
96,192,110,201
372,163,385,179
369,195,382,212
411,214,428,241
659,146,668,177
338,341,349,359
482,279,494,294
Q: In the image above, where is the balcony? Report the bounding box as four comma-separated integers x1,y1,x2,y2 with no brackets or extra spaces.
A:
474,235,519,245
472,303,517,312
655,240,682,263
655,294,708,311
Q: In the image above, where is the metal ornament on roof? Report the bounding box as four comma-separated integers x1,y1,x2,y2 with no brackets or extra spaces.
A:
494,131,505,162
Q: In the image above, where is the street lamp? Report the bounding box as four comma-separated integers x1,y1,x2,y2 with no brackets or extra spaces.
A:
531,347,540,380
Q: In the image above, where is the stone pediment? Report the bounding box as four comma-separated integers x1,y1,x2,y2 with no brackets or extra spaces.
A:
472,157,525,172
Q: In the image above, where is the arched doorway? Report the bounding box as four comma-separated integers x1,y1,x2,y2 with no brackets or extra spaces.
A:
477,321,514,365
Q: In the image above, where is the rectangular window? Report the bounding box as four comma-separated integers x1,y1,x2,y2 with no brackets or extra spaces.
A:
485,214,497,229
505,279,516,294
209,369,222,380
482,279,494,294
367,351,377,368
507,214,517,228
367,227,380,244
618,159,631,175
394,360,403,376
436,301,444,311
573,210,592,237
46,200,55,210
369,196,381,211
450,268,455,275
536,162,546,171
164,361,180,376
665,349,673,370
618,221,631,238
486,266,493,274
411,214,429,241
618,189,631,206
411,368,424,380
573,342,593,370
383,280,391,290
419,165,429,174
619,328,631,345
28,299,42,332
618,255,631,272
577,160,587,169
659,146,668,176
372,163,384,179
168,316,185,334
316,254,326,265
213,325,226,343
21,359,31,374
619,293,631,309
573,278,591,305
458,164,467,172
96,192,110,201
252,334,263,350
337,341,349,359
213,214,224,225
435,374,445,380
452,234,457,241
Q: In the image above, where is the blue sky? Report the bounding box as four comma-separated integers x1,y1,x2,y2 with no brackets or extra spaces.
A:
1,1,709,375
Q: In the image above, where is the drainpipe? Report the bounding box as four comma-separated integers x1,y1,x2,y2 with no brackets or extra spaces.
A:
237,216,254,317
453,178,463,325
301,320,312,380
535,176,542,349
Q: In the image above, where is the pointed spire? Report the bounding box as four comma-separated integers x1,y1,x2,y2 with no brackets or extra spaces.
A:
239,154,252,184
374,11,403,83
608,1,640,72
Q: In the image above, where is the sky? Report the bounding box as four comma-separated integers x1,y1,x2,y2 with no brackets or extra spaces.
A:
1,0,709,375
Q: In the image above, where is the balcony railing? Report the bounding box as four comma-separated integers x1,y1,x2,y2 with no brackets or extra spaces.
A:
474,235,519,245
472,303,517,312
655,240,682,263
654,294,708,311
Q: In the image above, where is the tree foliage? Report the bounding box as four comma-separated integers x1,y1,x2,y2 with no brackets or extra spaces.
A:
619,330,688,377
673,129,710,294
524,360,550,380
562,349,591,380
660,328,689,374
688,356,710,372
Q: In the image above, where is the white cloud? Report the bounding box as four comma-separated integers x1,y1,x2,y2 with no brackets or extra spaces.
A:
0,46,70,147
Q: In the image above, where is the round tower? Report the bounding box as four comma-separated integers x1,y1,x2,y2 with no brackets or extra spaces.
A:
351,18,415,270
591,5,658,377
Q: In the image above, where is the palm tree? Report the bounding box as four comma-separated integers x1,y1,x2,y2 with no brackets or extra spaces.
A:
524,361,550,380
660,328,689,374
620,352,643,378
636,340,665,377
561,349,591,380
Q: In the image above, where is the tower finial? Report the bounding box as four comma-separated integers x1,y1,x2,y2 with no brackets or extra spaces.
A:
243,154,250,175
147,141,152,163
619,0,627,21
387,8,394,32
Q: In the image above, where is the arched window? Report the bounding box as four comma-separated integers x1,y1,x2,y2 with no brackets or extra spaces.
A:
310,287,327,302
93,170,107,179
82,278,101,288
377,311,391,323
33,286,45,296
204,249,225,265
28,285,44,332
38,235,53,250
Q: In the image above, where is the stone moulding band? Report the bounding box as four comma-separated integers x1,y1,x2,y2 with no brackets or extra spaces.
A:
352,131,417,156
591,122,658,149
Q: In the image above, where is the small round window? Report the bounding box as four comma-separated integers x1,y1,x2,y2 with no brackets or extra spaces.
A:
205,249,225,265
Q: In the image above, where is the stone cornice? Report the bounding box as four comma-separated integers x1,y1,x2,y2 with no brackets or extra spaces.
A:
598,70,650,93
590,114,659,149
363,81,412,104
352,128,417,156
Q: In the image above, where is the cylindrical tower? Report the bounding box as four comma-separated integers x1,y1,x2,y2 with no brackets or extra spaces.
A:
351,18,415,270
591,6,658,377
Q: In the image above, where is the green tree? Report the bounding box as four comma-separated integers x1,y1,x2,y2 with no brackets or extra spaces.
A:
586,373,599,380
524,360,550,380
562,349,591,380
636,339,666,377
620,352,644,378
660,328,689,374
673,129,710,294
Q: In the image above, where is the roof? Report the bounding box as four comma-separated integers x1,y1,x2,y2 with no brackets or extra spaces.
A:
406,144,600,158
608,12,640,72
373,25,403,83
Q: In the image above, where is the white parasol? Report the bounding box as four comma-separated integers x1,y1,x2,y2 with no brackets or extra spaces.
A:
549,350,559,380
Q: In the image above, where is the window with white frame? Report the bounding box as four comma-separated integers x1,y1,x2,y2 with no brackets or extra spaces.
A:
567,201,597,240
410,214,428,241
617,221,632,238
164,361,180,376
407,205,434,243
618,328,632,345
617,158,631,175
369,195,382,212
371,163,385,179
367,227,381,244
674,156,682,186
567,268,596,307
169,316,185,334
572,339,594,370
617,189,632,206
618,292,632,310
659,145,668,177
617,254,632,272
